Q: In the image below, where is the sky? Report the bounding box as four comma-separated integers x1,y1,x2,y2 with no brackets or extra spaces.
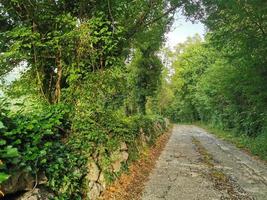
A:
2,62,27,84
165,12,206,49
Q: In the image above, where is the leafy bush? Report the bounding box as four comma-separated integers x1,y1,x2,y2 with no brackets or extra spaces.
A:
0,100,70,185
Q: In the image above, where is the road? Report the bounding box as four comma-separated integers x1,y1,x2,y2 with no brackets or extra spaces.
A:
141,125,267,200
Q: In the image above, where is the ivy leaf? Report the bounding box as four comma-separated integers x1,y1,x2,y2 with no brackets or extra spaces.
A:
0,172,10,184
0,121,5,129
0,139,6,146
3,146,19,158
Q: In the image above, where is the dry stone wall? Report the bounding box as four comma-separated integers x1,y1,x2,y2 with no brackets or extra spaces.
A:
1,118,169,200
84,118,169,200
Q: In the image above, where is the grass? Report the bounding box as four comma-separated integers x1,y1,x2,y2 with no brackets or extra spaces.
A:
195,122,267,161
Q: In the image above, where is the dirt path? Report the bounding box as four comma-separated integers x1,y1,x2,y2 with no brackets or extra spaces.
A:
141,125,267,200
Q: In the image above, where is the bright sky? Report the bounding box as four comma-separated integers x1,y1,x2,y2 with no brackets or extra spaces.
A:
165,12,206,49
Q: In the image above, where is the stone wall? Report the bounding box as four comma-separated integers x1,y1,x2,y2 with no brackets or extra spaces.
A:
0,118,170,200
83,118,170,200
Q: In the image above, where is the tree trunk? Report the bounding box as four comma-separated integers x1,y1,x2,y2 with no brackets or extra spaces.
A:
139,95,147,115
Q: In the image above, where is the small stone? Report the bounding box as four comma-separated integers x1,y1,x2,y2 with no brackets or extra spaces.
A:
88,161,100,181
146,135,151,142
121,151,129,161
17,188,54,200
140,132,147,146
98,172,106,189
190,172,199,177
88,182,103,200
38,172,48,185
120,142,128,151
0,170,35,195
112,160,122,172
164,118,170,127
111,150,129,173
88,181,95,189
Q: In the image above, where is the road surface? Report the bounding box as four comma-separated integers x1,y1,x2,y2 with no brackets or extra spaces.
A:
141,125,267,200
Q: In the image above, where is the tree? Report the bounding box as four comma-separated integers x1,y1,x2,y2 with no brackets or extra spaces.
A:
0,0,183,103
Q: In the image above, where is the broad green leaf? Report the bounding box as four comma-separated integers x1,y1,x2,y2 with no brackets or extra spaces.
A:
0,172,10,184
0,140,6,146
4,146,19,158
0,121,5,129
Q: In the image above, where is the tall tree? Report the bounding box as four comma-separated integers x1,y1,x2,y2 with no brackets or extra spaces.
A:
0,0,184,103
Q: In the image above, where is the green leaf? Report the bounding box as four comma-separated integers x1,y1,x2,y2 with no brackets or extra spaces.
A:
0,172,10,184
4,146,19,158
0,121,5,129
0,139,6,146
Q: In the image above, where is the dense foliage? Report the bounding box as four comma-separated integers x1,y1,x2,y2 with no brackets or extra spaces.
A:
0,0,183,198
160,0,267,158
163,36,267,134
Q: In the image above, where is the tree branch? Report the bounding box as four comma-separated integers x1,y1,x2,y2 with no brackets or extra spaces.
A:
126,3,180,39
107,0,116,33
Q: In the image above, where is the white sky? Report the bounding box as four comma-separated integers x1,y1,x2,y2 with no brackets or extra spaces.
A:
2,62,27,84
165,12,206,49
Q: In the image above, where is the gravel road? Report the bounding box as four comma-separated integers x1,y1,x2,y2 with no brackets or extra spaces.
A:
141,125,267,200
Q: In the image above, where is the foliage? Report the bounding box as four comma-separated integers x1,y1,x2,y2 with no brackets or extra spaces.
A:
195,61,267,136
0,99,70,183
160,35,214,121
127,49,164,115
0,64,168,199
0,0,174,197
161,1,267,158
163,34,267,135
0,0,182,103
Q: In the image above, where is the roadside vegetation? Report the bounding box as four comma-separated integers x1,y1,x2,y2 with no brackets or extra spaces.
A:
0,0,179,198
159,2,267,160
